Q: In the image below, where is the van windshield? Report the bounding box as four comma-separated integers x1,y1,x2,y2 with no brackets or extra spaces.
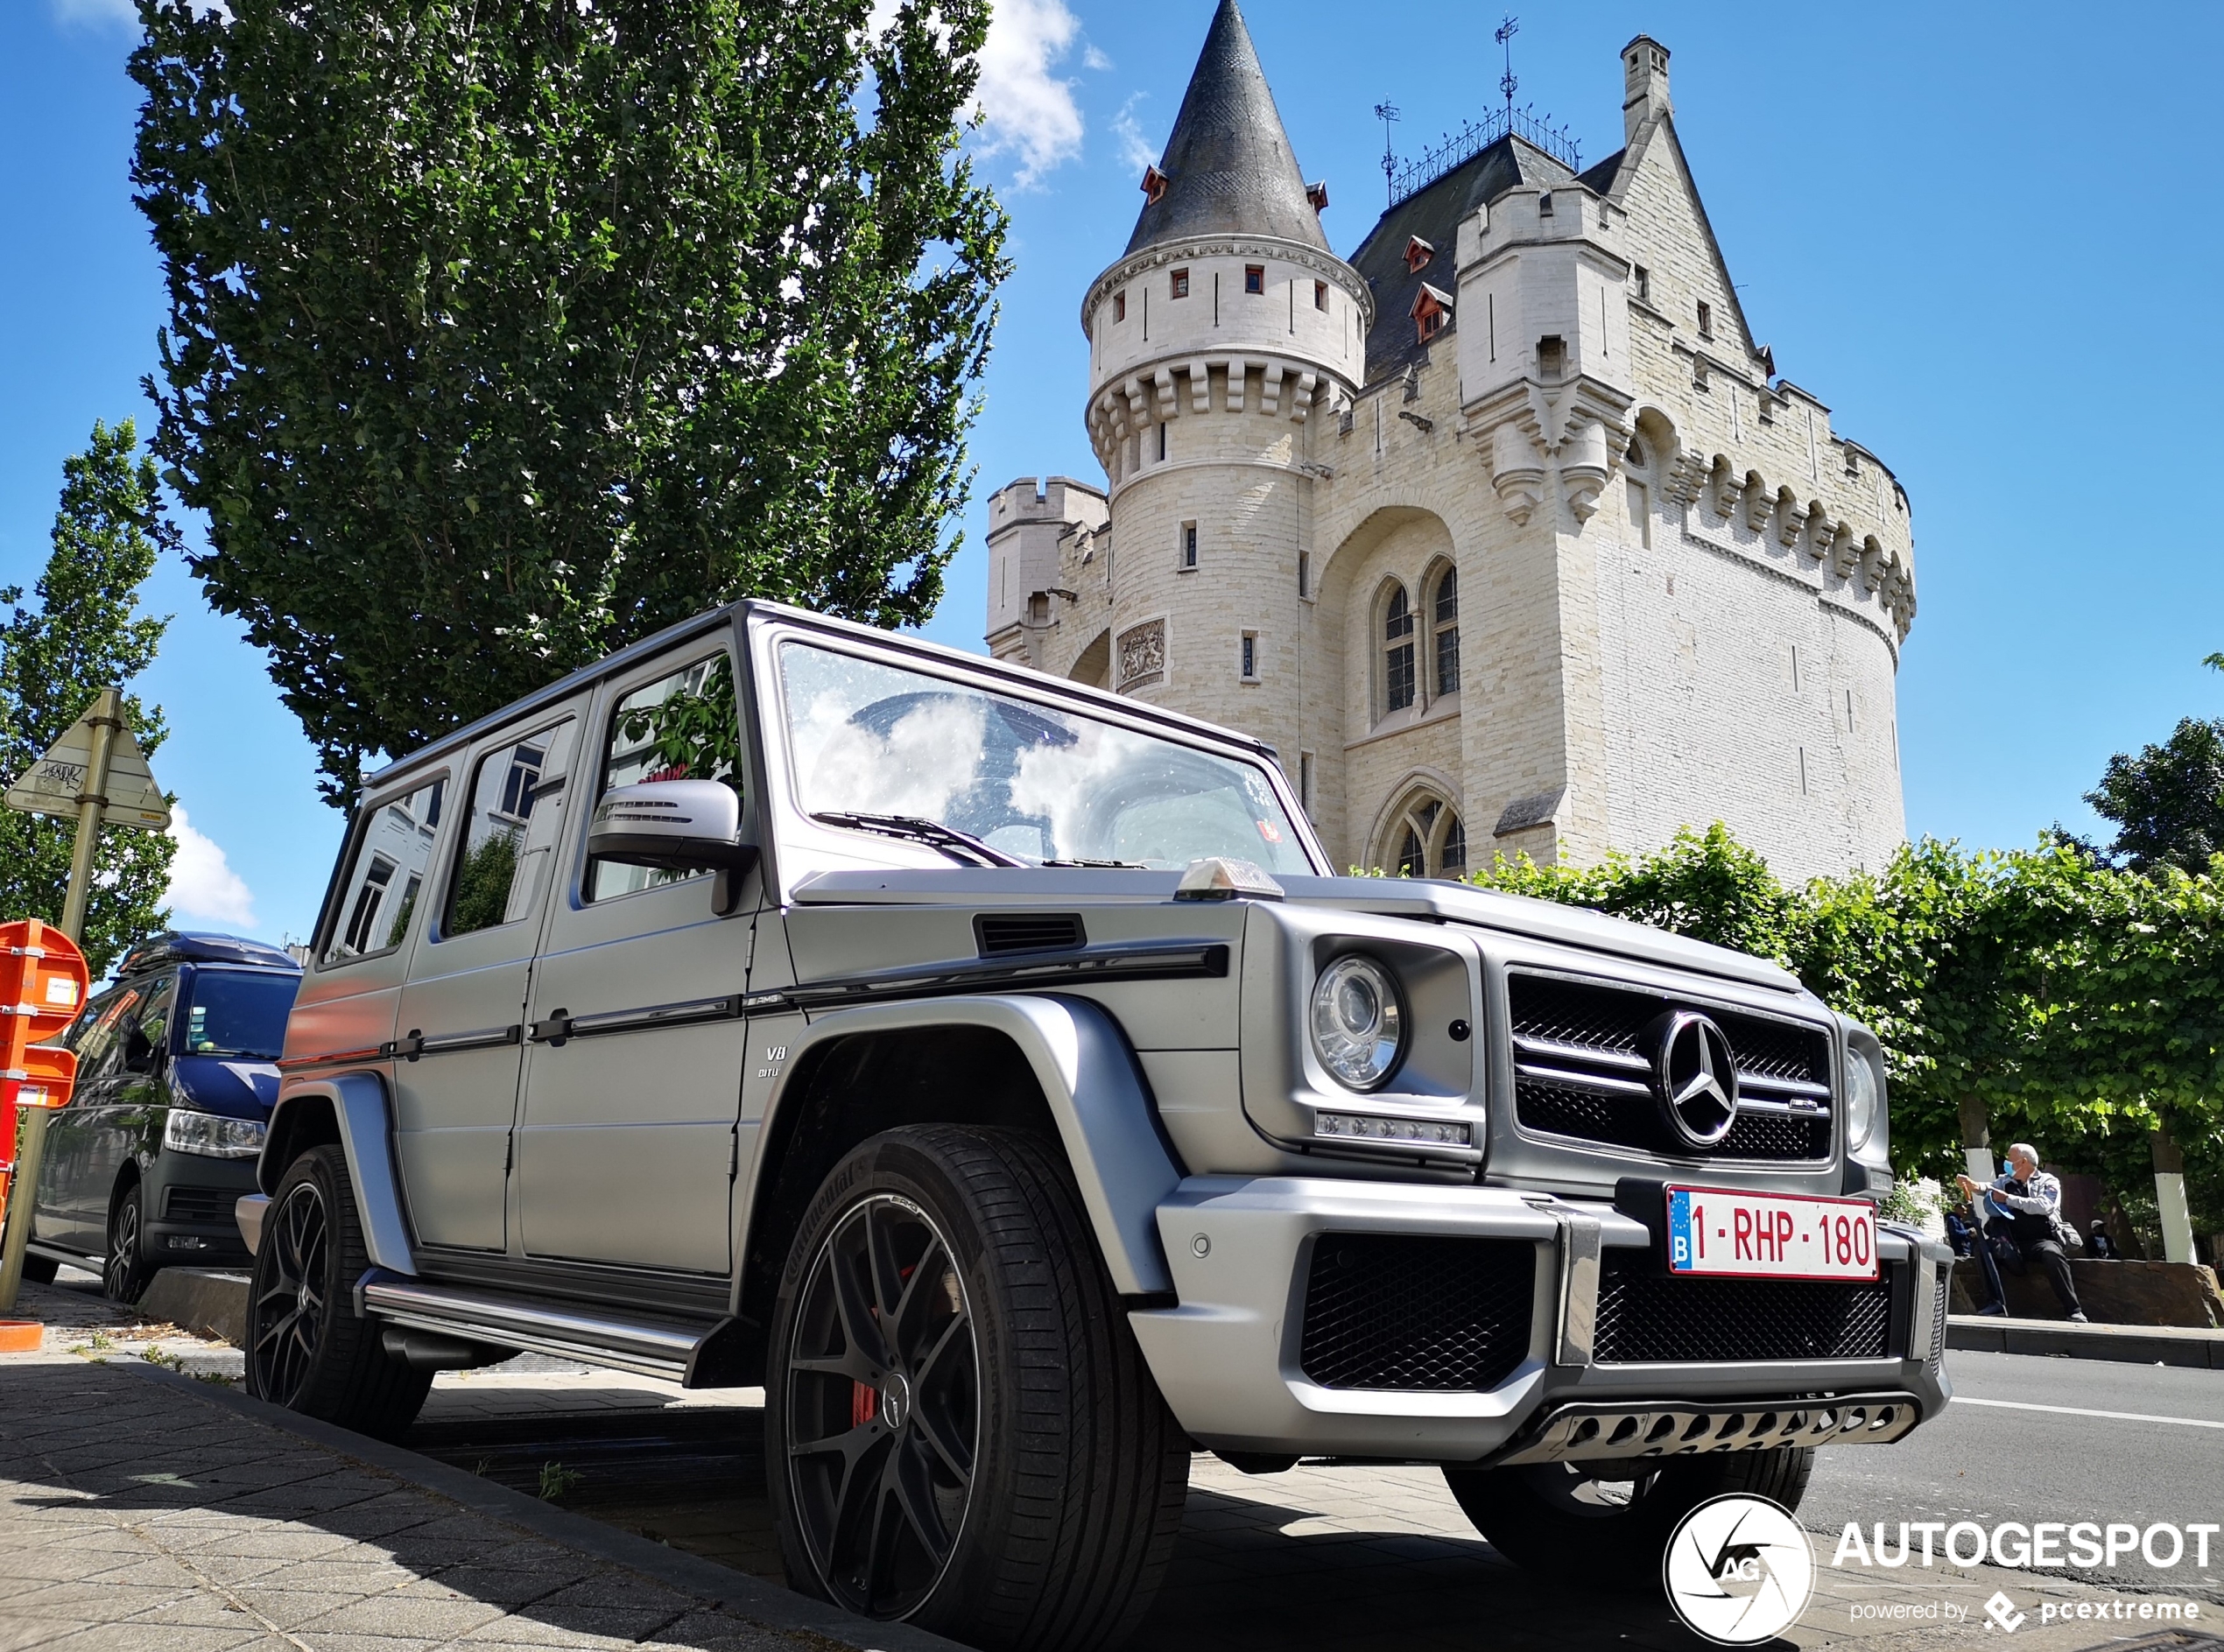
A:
181,970,300,1060
776,643,1316,875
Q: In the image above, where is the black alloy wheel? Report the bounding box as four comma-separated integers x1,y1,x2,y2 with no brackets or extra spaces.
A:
250,1177,329,1406
785,1192,978,1620
103,1183,152,1303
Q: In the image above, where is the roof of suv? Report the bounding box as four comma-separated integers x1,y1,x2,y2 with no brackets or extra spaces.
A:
361,599,1284,795
112,931,302,979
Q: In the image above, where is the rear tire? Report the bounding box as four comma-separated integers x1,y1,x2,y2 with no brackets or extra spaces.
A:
244,1144,430,1439
1445,1446,1814,1585
766,1125,1189,1652
104,1182,155,1304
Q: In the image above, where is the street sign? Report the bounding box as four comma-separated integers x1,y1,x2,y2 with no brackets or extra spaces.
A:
0,919,88,1251
5,703,170,830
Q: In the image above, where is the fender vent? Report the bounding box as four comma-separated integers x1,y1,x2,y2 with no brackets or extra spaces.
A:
975,913,1086,957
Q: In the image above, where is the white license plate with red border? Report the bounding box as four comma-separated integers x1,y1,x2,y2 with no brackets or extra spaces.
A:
1665,1185,1879,1281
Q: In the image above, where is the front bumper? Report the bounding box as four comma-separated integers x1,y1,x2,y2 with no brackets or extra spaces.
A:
144,1153,261,1265
1126,1176,1952,1463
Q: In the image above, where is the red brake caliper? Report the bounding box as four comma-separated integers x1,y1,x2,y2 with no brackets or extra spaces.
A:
852,1381,878,1428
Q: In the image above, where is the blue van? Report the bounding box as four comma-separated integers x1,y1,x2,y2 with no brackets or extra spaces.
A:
24,932,301,1301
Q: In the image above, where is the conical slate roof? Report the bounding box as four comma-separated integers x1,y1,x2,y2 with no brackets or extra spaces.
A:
1125,0,1328,256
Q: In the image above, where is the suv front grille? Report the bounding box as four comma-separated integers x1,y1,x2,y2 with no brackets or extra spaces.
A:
1299,1234,1536,1391
1509,973,1834,1162
1592,1250,1894,1363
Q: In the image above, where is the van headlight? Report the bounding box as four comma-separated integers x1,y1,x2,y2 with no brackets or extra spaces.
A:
1310,954,1405,1090
1844,1041,1885,1156
163,1109,265,1160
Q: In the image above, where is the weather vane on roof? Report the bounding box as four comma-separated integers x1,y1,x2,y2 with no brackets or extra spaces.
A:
1374,98,1402,206
1496,16,1519,121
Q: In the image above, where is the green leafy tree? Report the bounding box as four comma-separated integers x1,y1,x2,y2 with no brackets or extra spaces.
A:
132,0,1010,805
2081,716,2224,875
0,420,179,977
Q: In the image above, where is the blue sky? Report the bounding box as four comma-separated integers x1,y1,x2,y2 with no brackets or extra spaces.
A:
4,0,2221,946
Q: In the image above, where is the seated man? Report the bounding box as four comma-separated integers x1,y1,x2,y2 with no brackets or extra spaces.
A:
1957,1143,2087,1322
2086,1220,2122,1260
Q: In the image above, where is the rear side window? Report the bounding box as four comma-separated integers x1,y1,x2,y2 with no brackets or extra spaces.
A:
446,721,574,937
585,652,741,903
323,776,446,964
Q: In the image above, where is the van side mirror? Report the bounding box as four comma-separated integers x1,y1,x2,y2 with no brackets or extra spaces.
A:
588,779,757,876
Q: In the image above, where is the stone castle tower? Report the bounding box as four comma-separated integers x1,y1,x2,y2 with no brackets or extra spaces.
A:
988,2,1915,882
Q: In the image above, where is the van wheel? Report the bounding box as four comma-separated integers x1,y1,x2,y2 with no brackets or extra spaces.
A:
767,1126,1189,1652
244,1144,430,1440
1444,1446,1814,1584
104,1182,155,1304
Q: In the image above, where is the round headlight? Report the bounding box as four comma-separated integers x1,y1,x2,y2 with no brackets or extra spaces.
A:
1844,1045,1883,1152
1309,954,1405,1090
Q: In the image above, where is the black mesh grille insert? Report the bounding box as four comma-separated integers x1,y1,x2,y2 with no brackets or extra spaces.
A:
1510,973,1833,1162
164,1185,237,1225
1300,1234,1536,1391
1592,1250,1895,1363
974,913,1085,956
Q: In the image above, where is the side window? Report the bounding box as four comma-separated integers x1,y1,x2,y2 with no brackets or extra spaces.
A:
585,652,742,903
323,776,447,965
67,986,141,1086
445,720,577,938
126,975,178,1072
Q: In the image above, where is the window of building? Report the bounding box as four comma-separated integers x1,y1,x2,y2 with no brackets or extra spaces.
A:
1381,792,1467,880
1537,334,1564,379
1142,165,1168,205
1306,179,1329,212
1383,586,1416,714
1538,191,1554,218
1179,521,1198,569
1403,236,1434,274
1297,550,1310,598
1696,299,1714,340
1634,264,1650,302
1431,567,1460,699
1240,633,1257,680
1113,290,1126,323
1299,751,1313,811
586,652,741,903
1171,267,1190,299
1244,264,1264,295
323,775,447,965
1313,280,1328,312
1157,421,1168,462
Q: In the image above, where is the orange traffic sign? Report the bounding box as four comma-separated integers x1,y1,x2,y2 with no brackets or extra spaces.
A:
0,919,88,1042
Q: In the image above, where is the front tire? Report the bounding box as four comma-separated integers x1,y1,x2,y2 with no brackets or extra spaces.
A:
104,1182,154,1304
1445,1446,1815,1585
767,1125,1189,1652
244,1144,430,1439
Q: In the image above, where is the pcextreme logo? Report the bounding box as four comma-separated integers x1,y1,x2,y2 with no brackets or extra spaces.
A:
1663,1494,1816,1645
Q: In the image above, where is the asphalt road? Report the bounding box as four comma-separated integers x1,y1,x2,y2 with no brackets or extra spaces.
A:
1804,1349,2224,1592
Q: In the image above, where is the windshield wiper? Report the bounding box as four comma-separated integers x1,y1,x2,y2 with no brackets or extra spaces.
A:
1040,858,1150,869
812,812,1027,868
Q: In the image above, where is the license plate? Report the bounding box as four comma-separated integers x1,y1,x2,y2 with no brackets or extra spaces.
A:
1665,1185,1879,1281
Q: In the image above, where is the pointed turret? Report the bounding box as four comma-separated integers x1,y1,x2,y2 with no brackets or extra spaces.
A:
1125,0,1327,256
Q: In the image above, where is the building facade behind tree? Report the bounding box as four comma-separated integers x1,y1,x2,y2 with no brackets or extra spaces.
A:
987,3,1914,882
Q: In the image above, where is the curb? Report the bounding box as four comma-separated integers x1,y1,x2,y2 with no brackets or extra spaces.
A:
1946,1314,2224,1367
122,1360,973,1652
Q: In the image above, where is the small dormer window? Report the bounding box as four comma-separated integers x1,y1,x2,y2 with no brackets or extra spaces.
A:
1113,290,1127,323
1314,280,1328,312
1696,299,1714,340
1171,267,1190,299
1141,165,1168,205
1404,235,1435,274
1306,179,1329,212
1244,264,1264,295
1412,284,1453,345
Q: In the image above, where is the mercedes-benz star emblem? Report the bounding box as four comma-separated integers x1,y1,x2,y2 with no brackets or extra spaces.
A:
1645,1009,1741,1149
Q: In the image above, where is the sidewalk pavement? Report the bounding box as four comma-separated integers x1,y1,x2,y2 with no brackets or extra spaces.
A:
1946,1312,2224,1367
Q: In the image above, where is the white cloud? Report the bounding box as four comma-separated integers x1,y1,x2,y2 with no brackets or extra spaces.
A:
969,0,1086,187
165,806,257,930
1113,94,1159,174
1082,43,1111,72
48,0,137,26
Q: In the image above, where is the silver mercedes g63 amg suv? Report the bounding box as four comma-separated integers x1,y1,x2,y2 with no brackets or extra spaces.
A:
240,599,1948,1650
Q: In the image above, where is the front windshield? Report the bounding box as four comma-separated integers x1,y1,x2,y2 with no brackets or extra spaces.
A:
180,970,299,1060
778,643,1315,875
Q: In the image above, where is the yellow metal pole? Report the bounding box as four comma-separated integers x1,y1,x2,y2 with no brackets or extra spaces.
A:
0,689,121,1310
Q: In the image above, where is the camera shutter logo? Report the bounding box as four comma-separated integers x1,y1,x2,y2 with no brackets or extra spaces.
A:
1663,1494,1815,1645
1647,1009,1741,1149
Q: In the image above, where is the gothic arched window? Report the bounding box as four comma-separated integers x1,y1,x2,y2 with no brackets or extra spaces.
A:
1431,566,1460,699
1381,792,1467,880
1383,586,1416,714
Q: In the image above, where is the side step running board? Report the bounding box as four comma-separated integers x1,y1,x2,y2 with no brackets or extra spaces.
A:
358,1272,717,1384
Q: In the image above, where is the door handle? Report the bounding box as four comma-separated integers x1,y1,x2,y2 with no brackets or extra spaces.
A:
528,1009,573,1048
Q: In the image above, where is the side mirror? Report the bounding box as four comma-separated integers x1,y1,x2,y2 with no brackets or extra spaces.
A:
588,779,757,874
